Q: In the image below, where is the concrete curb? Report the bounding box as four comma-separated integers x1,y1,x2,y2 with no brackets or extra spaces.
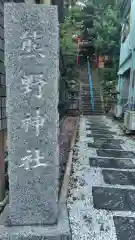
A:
59,117,79,207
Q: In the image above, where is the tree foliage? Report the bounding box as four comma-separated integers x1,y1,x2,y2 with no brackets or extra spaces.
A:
60,7,80,94
71,0,121,112
60,0,122,112
81,1,121,57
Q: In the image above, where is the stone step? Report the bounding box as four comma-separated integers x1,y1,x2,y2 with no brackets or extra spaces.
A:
81,98,102,101
81,105,103,108
83,114,104,116
82,85,100,88
81,87,101,89
81,96,91,98
81,105,102,107
81,100,102,103
89,157,135,169
81,90,101,93
97,149,135,159
83,111,103,113
81,103,102,106
102,169,135,185
81,93,101,96
87,141,122,150
81,108,103,112
92,186,135,211
81,95,101,97
81,102,102,105
81,101,103,105
82,113,104,116
82,108,103,111
81,104,102,107
114,216,135,240
82,89,101,92
81,88,101,90
88,128,115,134
87,133,113,138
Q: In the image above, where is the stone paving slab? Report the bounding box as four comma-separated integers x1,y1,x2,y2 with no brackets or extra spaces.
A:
88,139,123,150
92,187,129,211
114,216,135,240
88,143,122,150
102,170,135,186
97,149,135,158
86,128,111,132
86,120,106,123
68,116,135,239
90,129,116,134
86,123,110,129
89,157,135,169
95,139,123,144
92,187,135,211
86,125,109,129
86,127,110,131
86,121,108,125
87,134,113,138
127,190,135,211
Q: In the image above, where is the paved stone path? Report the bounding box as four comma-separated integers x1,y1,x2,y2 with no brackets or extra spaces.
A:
68,116,135,240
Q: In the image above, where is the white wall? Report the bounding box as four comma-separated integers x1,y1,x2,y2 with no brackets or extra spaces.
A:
130,0,135,50
119,34,131,67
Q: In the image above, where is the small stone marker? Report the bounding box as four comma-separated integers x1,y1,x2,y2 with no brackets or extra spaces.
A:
1,3,71,239
5,3,59,226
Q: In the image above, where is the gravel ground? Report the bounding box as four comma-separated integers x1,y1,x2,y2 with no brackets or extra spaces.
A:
67,115,135,240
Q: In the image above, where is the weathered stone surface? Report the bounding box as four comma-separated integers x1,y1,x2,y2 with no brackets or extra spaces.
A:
114,216,135,240
88,139,123,150
87,134,113,138
86,128,110,132
92,187,128,211
86,120,105,124
102,170,135,185
91,129,115,134
86,126,110,130
86,123,109,129
89,157,135,169
92,187,135,211
127,190,135,211
97,149,135,158
0,204,71,240
5,3,59,225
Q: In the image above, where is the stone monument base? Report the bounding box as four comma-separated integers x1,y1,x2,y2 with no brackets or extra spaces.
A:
0,204,71,240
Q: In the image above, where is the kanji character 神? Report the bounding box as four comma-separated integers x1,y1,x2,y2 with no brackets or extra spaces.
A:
22,110,45,137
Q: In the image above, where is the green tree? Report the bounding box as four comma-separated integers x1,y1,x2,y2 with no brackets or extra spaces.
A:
60,6,81,94
81,1,121,60
60,0,121,112
78,0,121,111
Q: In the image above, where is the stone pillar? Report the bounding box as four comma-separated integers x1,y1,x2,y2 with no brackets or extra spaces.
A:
5,3,59,226
1,3,71,239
